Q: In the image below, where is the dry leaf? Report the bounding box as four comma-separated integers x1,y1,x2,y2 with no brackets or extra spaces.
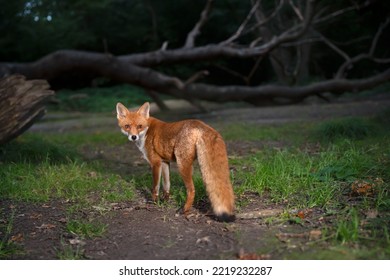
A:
87,171,98,178
196,236,211,245
297,211,305,219
36,223,56,230
365,209,378,219
29,213,42,219
309,230,322,241
11,233,24,243
69,238,86,246
351,180,376,196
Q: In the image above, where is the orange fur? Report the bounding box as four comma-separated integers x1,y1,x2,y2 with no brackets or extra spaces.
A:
116,102,235,222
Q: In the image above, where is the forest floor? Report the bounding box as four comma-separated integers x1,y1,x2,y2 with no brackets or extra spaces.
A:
1,93,390,260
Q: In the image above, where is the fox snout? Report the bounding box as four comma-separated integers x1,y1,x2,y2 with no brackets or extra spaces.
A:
129,134,139,141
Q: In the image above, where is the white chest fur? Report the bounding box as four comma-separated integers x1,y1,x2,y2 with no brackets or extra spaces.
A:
135,129,150,164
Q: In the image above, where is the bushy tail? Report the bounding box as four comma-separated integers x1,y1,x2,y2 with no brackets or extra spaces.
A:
196,132,235,222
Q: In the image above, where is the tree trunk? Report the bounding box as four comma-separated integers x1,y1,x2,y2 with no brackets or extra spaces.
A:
0,75,54,145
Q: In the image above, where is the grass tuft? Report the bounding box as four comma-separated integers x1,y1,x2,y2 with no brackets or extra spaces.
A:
312,117,376,141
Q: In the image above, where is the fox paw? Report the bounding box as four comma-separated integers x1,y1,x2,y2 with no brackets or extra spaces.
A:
151,192,159,203
176,207,191,216
162,191,170,201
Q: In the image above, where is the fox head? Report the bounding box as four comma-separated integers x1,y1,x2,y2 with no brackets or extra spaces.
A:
116,102,150,142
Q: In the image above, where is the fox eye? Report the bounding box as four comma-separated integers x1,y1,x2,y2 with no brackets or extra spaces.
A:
124,124,130,129
137,124,143,129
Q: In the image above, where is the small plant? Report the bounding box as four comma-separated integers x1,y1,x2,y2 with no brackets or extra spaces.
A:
335,208,360,243
0,211,23,259
66,219,107,239
56,241,85,260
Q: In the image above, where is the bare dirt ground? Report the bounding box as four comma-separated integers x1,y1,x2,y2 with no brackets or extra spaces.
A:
1,94,390,260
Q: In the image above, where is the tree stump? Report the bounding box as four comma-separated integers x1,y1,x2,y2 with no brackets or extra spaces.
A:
0,75,54,145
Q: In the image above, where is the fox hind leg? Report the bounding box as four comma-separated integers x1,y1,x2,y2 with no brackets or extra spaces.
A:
176,159,195,215
161,161,170,201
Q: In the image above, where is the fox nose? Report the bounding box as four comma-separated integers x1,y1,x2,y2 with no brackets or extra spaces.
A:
131,135,137,141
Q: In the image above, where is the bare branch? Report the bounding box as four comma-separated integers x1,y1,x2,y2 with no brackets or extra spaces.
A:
247,56,264,84
336,17,390,78
220,0,260,46
315,30,350,61
369,17,390,55
314,1,370,25
184,70,209,87
248,0,285,36
288,0,304,21
169,68,390,103
120,0,315,67
183,0,213,48
214,64,248,84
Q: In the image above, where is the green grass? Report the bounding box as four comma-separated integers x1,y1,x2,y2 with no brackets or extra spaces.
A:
66,219,107,239
312,117,376,141
0,210,23,259
224,114,390,258
335,207,360,243
0,135,135,204
233,149,341,208
0,158,134,204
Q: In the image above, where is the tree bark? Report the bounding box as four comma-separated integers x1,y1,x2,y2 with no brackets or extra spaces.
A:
0,75,54,145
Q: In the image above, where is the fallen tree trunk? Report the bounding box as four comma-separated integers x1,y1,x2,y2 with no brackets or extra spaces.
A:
0,75,54,145
0,1,388,108
1,50,389,107
170,68,390,104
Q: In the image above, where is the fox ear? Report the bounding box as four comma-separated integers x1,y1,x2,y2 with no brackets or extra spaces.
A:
116,103,129,119
137,102,150,119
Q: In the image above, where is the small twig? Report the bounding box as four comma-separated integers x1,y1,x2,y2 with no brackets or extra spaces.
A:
160,41,168,51
293,44,302,78
214,64,248,84
247,55,264,84
183,70,209,87
314,1,370,26
288,0,304,21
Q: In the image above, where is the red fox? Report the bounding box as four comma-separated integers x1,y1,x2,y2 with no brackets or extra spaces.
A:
116,102,235,222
